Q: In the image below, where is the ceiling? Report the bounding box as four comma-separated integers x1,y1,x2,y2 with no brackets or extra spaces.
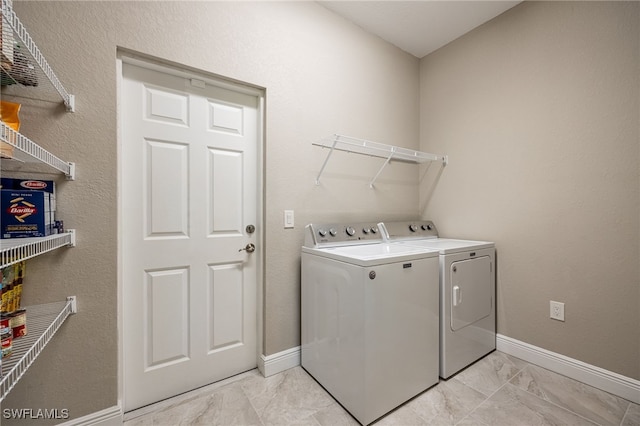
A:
319,1,521,58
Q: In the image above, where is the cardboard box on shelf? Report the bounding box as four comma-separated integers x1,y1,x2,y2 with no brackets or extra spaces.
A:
1,190,54,238
0,178,56,210
0,316,11,360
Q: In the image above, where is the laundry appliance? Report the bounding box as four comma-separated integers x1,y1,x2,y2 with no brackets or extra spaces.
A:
301,222,440,425
380,221,496,379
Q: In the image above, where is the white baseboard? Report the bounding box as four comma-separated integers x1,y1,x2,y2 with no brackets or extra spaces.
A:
258,346,301,377
497,334,640,404
57,405,122,426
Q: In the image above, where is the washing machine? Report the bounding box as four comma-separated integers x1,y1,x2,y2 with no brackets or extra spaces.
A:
380,221,496,379
301,222,440,425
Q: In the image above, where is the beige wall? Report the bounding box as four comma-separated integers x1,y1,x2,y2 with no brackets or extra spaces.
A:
420,1,639,380
4,1,638,422
2,1,420,421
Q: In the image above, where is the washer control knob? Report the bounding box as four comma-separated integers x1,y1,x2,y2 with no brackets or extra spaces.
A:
409,224,418,232
370,227,377,234
318,229,327,237
362,228,370,234
329,228,337,237
421,224,432,231
346,226,356,236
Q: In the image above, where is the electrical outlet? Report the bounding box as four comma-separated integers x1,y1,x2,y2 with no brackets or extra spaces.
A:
550,301,565,321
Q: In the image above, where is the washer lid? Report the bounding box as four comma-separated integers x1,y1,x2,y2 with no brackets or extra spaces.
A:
393,238,494,254
302,243,438,267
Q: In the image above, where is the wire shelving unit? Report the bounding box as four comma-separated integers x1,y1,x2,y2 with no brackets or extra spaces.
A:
313,134,448,188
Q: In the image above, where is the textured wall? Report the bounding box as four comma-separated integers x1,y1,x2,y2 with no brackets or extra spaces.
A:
7,1,636,422
2,1,420,421
420,1,639,379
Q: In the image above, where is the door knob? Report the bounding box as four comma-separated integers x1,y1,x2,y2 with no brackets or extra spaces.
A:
239,243,256,253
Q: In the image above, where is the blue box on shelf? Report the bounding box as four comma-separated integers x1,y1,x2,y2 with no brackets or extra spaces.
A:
1,190,54,239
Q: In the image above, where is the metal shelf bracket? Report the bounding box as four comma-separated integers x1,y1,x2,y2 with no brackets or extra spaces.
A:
369,149,395,188
67,162,76,181
67,296,77,313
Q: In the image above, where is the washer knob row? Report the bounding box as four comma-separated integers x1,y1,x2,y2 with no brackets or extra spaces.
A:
318,226,377,238
409,223,434,232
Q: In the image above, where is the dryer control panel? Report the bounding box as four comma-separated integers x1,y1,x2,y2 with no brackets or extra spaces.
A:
379,221,439,241
304,223,382,248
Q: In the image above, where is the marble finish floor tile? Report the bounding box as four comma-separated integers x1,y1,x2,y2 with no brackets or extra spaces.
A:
373,404,429,426
621,402,640,426
510,363,630,426
240,367,336,426
449,351,526,397
124,351,637,426
124,381,261,426
401,377,488,425
465,383,600,425
312,403,361,426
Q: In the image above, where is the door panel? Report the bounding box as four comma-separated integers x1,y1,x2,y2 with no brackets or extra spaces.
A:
209,262,244,351
450,256,492,331
208,100,244,134
144,267,190,369
208,148,243,234
122,61,260,411
145,86,189,125
145,139,189,237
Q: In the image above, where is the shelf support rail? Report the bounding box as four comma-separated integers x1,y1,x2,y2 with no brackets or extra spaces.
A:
315,136,339,185
0,298,77,402
369,147,395,188
1,0,75,111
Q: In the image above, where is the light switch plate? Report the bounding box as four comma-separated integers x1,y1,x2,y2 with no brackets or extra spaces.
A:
284,210,294,228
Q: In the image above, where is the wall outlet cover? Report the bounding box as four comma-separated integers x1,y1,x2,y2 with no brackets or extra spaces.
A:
550,300,565,321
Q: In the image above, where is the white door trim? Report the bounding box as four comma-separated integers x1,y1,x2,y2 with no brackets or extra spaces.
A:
116,50,265,412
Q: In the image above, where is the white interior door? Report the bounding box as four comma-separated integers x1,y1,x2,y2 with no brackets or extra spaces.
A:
121,60,260,411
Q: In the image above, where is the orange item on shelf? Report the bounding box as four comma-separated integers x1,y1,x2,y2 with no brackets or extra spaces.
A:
0,100,21,131
0,100,21,158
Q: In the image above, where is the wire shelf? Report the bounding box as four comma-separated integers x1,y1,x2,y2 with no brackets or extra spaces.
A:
1,0,74,111
0,298,77,402
313,134,447,187
0,121,75,178
0,0,78,406
0,230,75,269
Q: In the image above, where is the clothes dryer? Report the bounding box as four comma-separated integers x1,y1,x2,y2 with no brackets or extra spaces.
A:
380,221,496,379
301,222,439,425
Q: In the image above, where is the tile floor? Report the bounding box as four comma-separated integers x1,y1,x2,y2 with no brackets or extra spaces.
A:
123,351,640,426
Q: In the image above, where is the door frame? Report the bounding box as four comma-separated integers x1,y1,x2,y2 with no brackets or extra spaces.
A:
115,49,265,412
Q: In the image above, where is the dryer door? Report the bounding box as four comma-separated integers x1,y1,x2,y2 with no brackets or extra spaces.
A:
450,256,492,331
